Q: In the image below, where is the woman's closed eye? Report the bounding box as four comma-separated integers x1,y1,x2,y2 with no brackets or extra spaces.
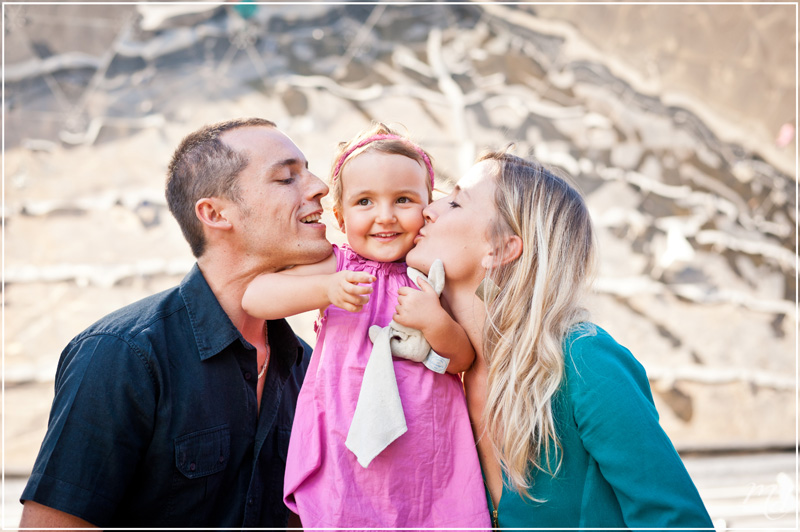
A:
448,200,461,208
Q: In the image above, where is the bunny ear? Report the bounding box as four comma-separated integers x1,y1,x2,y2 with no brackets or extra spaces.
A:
406,260,445,295
428,260,445,295
406,266,426,289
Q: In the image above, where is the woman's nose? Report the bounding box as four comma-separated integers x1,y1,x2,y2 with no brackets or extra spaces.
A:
422,199,442,223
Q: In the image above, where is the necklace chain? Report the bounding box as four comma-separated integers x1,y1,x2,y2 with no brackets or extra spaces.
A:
257,322,269,380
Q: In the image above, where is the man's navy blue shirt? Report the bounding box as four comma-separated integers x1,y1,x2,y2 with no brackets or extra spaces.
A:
21,264,310,527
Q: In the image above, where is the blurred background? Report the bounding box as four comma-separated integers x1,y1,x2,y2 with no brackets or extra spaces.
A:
3,1,797,529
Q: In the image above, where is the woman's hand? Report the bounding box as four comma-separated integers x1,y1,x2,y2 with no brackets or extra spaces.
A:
327,270,375,312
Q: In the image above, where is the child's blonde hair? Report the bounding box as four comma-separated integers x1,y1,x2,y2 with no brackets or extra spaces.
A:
330,123,434,222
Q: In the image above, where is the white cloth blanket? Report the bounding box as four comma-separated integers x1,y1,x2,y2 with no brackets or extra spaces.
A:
345,260,447,468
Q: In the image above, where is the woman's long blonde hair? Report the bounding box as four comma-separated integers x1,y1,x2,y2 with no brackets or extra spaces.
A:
480,151,597,499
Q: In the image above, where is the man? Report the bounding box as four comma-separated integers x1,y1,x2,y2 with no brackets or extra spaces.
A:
19,118,331,527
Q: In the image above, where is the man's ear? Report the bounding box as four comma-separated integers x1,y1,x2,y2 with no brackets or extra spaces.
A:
195,197,233,231
480,234,523,269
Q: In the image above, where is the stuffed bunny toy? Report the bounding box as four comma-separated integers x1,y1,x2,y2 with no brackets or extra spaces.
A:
367,259,449,373
346,259,449,467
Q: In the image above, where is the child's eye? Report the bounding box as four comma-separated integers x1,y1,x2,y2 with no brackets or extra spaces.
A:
357,198,371,206
397,197,411,204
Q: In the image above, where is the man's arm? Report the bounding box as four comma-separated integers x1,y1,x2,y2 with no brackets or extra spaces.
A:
242,253,375,319
20,334,156,527
20,500,97,529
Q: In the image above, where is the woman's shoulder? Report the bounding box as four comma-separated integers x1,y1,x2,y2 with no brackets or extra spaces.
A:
562,322,649,391
563,322,617,358
561,322,658,427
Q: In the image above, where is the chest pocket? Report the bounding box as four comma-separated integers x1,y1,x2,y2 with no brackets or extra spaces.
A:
174,425,230,479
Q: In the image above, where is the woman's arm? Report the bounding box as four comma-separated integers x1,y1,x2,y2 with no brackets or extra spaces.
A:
242,253,375,319
567,327,714,529
393,279,476,373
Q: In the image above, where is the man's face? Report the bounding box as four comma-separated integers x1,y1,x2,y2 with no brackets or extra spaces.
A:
221,126,331,270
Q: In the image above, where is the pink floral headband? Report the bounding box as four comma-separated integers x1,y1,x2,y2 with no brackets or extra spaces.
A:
332,134,435,188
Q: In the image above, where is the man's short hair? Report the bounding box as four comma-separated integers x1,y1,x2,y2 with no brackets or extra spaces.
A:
166,118,277,257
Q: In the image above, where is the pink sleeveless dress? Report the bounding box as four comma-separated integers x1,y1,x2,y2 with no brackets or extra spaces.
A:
284,244,490,528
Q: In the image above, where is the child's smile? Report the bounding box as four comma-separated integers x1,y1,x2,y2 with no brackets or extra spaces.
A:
371,231,401,240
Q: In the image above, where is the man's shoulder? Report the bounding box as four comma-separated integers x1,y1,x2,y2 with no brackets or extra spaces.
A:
74,284,186,345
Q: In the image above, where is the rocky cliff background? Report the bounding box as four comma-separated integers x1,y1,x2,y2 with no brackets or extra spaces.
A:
3,2,797,528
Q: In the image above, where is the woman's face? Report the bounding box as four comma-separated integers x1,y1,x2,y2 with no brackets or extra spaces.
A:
406,160,498,288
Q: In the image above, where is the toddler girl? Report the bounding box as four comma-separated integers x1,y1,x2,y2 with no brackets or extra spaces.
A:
242,123,490,528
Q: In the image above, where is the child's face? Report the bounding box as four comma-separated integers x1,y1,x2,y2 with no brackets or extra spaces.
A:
336,151,428,263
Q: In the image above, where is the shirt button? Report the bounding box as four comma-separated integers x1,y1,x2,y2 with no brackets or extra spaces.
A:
248,497,255,506
189,462,196,472
244,371,252,380
219,454,225,464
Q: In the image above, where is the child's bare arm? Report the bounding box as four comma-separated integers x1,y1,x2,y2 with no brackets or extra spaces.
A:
243,253,375,319
393,280,476,374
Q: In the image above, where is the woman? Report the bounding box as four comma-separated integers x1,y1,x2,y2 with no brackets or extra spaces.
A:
403,151,714,529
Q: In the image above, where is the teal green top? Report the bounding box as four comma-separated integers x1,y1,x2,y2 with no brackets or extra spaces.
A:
489,324,713,530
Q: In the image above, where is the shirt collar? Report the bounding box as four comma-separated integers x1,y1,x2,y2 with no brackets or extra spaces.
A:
179,263,304,367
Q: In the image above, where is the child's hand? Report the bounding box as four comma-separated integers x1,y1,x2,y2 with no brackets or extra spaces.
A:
328,270,375,312
394,278,445,334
